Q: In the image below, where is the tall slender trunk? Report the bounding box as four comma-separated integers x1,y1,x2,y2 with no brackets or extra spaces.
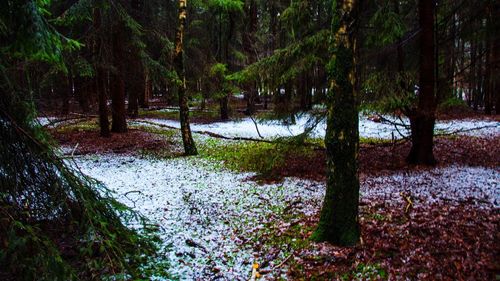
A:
244,0,258,115
494,19,500,113
61,76,70,115
407,0,437,165
140,69,151,109
312,0,361,246
475,41,484,111
484,9,493,115
75,77,90,113
469,38,477,107
93,8,110,137
111,25,128,133
174,0,197,155
97,68,110,137
127,57,141,118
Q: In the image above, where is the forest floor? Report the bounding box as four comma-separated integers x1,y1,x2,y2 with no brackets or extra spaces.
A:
44,112,499,280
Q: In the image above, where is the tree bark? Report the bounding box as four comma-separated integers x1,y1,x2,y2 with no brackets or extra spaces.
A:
127,56,142,118
220,95,229,120
174,0,197,155
494,16,500,113
312,0,361,246
484,7,493,115
61,76,70,115
407,0,437,165
93,8,110,137
111,25,128,133
97,68,110,137
140,69,151,109
244,0,258,115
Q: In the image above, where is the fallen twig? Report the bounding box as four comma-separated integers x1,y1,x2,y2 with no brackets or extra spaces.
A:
41,114,96,128
272,252,294,269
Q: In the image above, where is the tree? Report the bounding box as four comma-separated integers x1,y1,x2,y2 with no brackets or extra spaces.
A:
93,7,111,137
312,0,361,246
174,0,198,155
406,0,437,165
0,1,158,278
207,0,244,120
110,22,128,133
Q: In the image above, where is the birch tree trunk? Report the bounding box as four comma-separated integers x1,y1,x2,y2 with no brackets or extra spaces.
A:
173,0,197,155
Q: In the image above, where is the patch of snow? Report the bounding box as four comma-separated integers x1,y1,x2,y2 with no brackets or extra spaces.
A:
136,114,499,140
362,166,500,207
72,151,499,280
37,116,58,127
72,154,322,280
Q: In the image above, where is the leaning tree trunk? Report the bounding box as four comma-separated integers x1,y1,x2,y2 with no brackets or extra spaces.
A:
111,25,128,133
173,0,197,155
407,0,436,165
312,0,361,246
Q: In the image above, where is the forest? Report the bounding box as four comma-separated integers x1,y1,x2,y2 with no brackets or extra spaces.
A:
0,0,499,280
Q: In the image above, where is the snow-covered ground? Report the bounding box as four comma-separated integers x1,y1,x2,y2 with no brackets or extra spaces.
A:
73,155,322,280
363,166,500,207
135,114,499,140
72,153,500,280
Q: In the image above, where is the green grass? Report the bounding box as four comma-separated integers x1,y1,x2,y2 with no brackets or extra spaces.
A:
55,119,99,133
359,136,394,145
198,138,315,177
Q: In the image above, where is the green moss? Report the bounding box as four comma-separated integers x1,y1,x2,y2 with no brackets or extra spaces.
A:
135,125,179,141
198,138,315,177
359,137,393,145
340,263,388,280
438,97,468,110
56,120,99,133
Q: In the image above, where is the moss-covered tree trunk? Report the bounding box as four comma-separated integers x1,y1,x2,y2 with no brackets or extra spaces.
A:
173,0,197,155
407,0,436,165
312,0,361,246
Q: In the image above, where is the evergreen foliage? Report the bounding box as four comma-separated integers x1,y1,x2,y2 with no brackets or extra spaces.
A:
0,1,164,279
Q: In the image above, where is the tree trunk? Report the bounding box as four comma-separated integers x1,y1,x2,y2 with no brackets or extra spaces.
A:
484,9,493,115
61,76,70,115
407,0,436,165
111,25,128,133
244,0,258,115
75,77,90,113
93,8,110,137
494,16,500,113
174,0,197,155
220,95,229,120
97,68,110,137
127,45,144,117
312,0,360,246
140,69,151,109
